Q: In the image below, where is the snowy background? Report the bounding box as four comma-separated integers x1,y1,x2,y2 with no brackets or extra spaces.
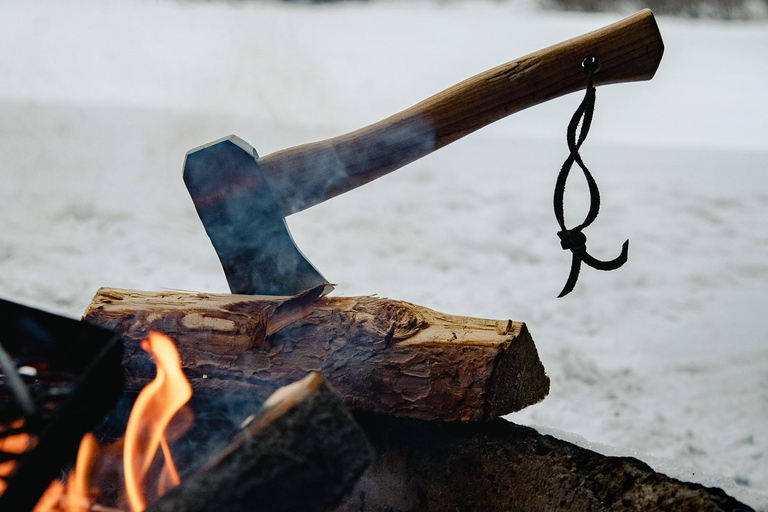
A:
1,0,767,509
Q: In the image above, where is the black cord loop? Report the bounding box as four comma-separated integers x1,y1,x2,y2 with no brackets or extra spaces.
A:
554,57,629,297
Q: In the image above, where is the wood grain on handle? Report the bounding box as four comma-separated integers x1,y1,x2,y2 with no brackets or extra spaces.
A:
258,9,664,216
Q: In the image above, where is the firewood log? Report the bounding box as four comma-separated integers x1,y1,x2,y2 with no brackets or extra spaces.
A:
83,287,549,422
337,415,754,512
146,373,371,512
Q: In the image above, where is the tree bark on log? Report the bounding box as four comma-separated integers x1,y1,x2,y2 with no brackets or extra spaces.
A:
83,287,549,422
146,373,371,512
337,415,754,512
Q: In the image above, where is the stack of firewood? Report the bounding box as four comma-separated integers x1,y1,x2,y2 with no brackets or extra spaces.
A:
84,287,752,511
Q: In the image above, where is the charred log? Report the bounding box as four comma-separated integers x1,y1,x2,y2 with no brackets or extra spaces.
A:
337,415,754,512
146,373,371,512
83,287,549,422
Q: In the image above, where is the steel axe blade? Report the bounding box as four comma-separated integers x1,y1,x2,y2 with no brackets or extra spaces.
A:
183,135,328,296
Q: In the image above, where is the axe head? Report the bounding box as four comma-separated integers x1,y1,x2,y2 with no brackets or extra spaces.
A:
184,135,328,296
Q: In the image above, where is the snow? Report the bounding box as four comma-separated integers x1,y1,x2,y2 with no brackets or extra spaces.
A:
1,0,767,509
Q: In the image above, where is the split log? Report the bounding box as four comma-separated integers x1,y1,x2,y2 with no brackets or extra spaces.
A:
337,415,754,512
83,287,549,422
147,373,371,512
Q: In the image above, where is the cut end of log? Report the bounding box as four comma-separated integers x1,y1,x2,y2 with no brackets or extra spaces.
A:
486,323,550,418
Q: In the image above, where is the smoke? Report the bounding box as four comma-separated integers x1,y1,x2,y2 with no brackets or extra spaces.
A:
261,115,437,216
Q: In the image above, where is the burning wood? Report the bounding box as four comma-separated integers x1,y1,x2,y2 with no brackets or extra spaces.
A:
83,287,550,422
146,373,372,512
30,332,370,512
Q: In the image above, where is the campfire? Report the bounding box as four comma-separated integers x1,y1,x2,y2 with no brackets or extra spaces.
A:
3,317,370,512
2,287,752,511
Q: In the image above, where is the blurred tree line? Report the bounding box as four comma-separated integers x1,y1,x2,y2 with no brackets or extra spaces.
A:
219,0,767,20
541,0,767,19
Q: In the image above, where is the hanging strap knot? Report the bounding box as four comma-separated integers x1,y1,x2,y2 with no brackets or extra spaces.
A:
557,229,587,253
553,56,629,298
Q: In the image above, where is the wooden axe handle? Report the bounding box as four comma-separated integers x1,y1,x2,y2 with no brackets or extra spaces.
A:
258,9,664,216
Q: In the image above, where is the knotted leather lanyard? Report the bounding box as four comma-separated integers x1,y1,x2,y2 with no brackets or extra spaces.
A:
554,57,629,297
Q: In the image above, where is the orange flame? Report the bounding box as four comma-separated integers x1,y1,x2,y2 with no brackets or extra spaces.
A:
66,433,97,512
123,332,191,512
30,331,192,511
33,480,64,511
0,424,30,495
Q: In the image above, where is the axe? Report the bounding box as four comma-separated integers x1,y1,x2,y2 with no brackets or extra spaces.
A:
184,10,664,296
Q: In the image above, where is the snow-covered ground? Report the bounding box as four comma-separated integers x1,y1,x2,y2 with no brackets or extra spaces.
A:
2,0,767,509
